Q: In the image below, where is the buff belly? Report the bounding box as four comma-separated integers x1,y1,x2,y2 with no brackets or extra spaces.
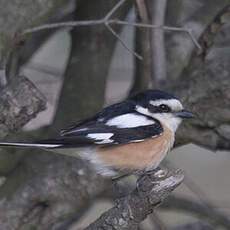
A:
96,125,174,174
51,126,174,176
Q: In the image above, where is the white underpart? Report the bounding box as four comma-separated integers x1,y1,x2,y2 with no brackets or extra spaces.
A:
152,113,182,133
78,147,117,176
106,113,155,128
53,147,117,176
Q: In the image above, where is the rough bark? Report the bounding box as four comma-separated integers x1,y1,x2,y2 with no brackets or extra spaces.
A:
0,75,46,139
0,75,46,174
85,169,184,230
172,5,230,150
165,0,230,81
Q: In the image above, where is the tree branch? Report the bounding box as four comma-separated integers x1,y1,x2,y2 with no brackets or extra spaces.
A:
21,0,201,61
171,5,230,150
0,75,46,139
85,169,184,230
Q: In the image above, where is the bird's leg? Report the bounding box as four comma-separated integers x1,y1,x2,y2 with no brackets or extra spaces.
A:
111,173,131,182
111,173,132,198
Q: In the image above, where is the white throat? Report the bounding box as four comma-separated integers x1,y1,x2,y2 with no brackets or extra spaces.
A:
135,105,182,133
152,113,182,133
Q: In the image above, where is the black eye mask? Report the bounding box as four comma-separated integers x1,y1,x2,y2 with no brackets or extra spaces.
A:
148,104,171,113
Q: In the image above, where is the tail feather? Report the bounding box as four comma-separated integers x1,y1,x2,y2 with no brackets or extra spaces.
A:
0,142,62,148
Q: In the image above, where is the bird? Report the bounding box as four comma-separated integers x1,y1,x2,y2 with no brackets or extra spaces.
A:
0,90,194,177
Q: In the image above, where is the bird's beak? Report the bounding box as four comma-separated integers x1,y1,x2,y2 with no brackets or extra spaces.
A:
174,109,194,119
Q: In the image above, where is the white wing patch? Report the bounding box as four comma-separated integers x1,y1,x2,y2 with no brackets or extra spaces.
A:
87,133,114,140
106,113,155,128
87,133,114,144
94,139,114,144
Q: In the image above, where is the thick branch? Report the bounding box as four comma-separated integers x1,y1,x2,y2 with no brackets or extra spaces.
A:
0,75,46,139
172,5,230,150
85,169,184,230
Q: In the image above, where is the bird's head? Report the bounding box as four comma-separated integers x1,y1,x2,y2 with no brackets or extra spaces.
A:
131,90,194,132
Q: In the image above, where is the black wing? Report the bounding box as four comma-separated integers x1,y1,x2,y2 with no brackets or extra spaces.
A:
37,119,163,148
60,100,135,136
0,100,163,149
38,99,163,148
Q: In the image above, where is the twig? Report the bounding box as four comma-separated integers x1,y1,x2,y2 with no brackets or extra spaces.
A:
104,0,127,20
112,20,202,50
84,169,184,230
22,20,104,33
105,23,143,60
21,0,201,60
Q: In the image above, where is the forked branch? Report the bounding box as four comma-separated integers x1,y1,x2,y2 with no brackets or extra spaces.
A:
22,0,201,60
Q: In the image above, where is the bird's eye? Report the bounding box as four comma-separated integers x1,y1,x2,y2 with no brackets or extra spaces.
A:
159,104,171,112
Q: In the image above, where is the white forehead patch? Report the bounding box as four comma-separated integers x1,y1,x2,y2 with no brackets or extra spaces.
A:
106,113,155,128
150,99,183,111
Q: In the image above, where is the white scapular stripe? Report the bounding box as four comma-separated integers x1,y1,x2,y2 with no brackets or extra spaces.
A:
0,142,61,148
87,133,114,140
106,113,155,128
95,139,114,144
